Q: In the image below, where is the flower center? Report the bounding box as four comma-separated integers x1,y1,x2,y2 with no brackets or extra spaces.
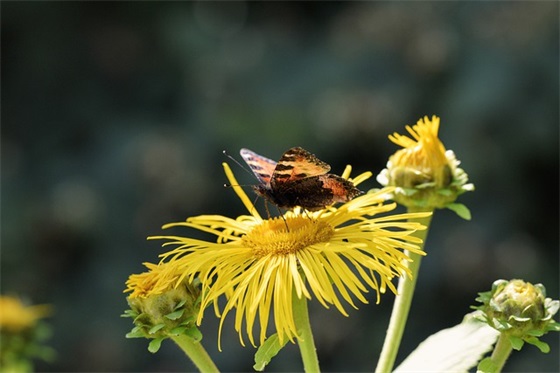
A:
242,216,335,257
390,144,452,188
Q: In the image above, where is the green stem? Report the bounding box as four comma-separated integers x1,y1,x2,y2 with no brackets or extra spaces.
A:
375,210,433,373
170,334,220,373
489,334,513,373
293,293,320,373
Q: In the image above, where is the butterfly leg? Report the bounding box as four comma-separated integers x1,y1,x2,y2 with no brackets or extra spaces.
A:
249,194,262,217
301,208,312,219
263,199,272,220
274,205,290,231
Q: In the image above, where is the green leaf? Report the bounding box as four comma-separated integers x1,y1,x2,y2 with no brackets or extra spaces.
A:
253,334,289,371
126,326,145,339
526,329,544,337
121,310,138,318
438,188,453,196
394,316,499,373
547,321,560,332
165,309,185,320
509,336,524,350
149,324,165,335
148,338,164,353
184,326,203,342
446,203,472,220
498,319,512,330
525,336,550,353
477,357,498,373
180,315,196,325
170,326,188,336
174,299,187,310
401,187,418,196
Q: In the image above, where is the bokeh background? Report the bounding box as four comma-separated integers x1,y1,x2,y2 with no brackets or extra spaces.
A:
2,1,558,372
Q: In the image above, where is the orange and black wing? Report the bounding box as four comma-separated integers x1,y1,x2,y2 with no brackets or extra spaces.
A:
240,148,277,186
271,147,331,187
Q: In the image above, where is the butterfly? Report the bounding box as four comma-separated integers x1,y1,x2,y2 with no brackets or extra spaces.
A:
240,147,362,211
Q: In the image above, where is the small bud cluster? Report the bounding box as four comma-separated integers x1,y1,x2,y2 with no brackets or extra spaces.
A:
377,116,474,217
123,279,202,353
0,296,55,371
473,279,560,353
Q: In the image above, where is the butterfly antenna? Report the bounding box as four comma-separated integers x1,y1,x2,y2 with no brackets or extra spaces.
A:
223,150,257,180
222,150,257,188
223,182,253,188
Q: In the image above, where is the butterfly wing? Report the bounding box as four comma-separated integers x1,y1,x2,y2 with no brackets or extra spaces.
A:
271,174,363,211
240,148,277,186
272,147,331,186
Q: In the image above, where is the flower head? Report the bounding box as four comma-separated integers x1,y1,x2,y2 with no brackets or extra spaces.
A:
0,296,54,370
0,296,51,333
123,262,203,352
473,279,560,353
125,262,185,299
149,163,429,348
377,115,474,215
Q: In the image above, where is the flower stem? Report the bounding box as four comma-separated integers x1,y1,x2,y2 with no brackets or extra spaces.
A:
488,334,513,373
170,334,220,373
375,210,433,373
293,293,320,373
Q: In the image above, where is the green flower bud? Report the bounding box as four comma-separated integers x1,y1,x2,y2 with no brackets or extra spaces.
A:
473,279,560,353
490,280,545,323
123,263,202,352
377,116,474,216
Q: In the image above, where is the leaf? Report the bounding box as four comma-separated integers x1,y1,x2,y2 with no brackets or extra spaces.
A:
547,321,560,332
509,336,524,350
184,326,203,342
126,326,145,339
253,334,289,371
148,324,165,335
525,336,550,353
494,319,511,331
180,315,196,325
121,310,138,318
148,338,164,353
438,188,453,196
447,203,472,220
526,329,544,337
174,299,187,309
170,326,188,336
394,317,499,373
477,357,498,373
165,309,185,320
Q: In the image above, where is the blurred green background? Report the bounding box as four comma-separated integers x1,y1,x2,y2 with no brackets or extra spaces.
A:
2,1,558,372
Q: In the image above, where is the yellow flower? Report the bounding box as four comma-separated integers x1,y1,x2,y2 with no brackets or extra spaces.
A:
0,296,51,333
377,115,474,213
123,262,203,352
0,296,54,370
150,163,429,348
125,262,183,299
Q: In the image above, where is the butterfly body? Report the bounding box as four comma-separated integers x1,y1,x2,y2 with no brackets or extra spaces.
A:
240,147,362,211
